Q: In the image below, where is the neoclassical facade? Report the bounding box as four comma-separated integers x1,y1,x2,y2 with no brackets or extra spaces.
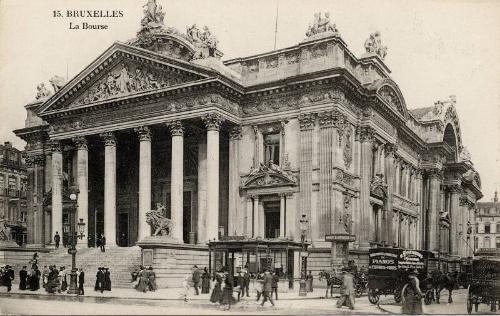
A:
14,6,482,272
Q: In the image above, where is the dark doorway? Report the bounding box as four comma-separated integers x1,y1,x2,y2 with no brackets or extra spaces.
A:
264,201,280,239
118,213,129,247
183,191,191,244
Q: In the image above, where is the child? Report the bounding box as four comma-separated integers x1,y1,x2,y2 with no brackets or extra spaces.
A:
180,275,191,302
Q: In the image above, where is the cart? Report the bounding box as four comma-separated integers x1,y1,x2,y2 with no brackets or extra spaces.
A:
466,258,500,314
367,247,434,305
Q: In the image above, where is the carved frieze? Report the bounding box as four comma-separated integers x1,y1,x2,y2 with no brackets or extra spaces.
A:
393,194,418,212
243,94,299,115
378,85,403,115
343,126,353,169
241,161,297,189
334,169,356,188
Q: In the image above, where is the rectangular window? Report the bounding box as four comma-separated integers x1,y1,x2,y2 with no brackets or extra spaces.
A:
20,211,27,223
497,223,500,234
263,132,280,166
496,237,500,249
8,177,17,190
0,175,4,188
485,223,491,234
484,237,491,248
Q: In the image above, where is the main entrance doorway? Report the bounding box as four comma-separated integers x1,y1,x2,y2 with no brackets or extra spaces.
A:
118,213,129,247
264,201,280,238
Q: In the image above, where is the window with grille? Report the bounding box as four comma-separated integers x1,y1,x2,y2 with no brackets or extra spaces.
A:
263,132,280,166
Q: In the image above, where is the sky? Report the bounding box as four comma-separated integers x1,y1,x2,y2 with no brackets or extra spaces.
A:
0,0,499,201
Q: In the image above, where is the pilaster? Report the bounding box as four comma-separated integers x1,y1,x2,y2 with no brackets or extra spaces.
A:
228,126,242,235
50,140,63,244
298,113,315,242
134,126,152,241
358,125,374,248
166,120,184,242
74,136,89,246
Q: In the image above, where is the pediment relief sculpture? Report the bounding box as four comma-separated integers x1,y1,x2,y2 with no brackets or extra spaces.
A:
71,61,195,107
241,160,297,188
377,85,405,115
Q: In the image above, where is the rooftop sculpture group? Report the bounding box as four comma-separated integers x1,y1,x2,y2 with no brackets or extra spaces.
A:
186,24,219,58
364,31,388,59
306,12,339,37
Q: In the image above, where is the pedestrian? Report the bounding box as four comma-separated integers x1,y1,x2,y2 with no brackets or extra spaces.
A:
148,267,157,291
306,270,313,292
19,266,28,290
60,266,67,292
3,265,14,292
201,267,210,294
96,234,101,249
336,267,355,310
209,271,222,303
237,270,245,297
243,269,250,297
180,275,191,302
29,265,40,291
98,267,106,293
78,268,85,295
260,269,275,307
255,272,264,301
135,266,149,293
271,270,279,300
100,234,106,252
104,268,111,291
221,272,236,310
54,232,60,248
42,265,49,289
402,269,423,315
94,267,102,292
192,265,201,295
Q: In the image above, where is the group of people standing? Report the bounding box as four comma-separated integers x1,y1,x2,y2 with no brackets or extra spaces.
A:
94,267,112,293
18,265,41,291
0,265,15,292
132,266,157,292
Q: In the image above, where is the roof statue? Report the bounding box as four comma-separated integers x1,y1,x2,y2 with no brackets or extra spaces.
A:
35,83,52,100
141,0,166,30
364,31,388,60
459,146,472,162
306,12,339,37
186,24,219,59
49,75,66,93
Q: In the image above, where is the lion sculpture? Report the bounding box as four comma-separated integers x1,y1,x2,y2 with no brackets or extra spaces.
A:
146,204,174,237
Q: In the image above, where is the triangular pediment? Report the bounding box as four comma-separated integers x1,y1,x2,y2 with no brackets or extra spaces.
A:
241,162,298,189
37,42,216,115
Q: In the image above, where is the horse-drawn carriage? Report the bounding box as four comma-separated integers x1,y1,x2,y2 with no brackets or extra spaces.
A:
367,247,435,305
466,258,500,314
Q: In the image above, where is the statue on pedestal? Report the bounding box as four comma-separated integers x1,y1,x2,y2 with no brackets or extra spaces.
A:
146,204,174,237
306,12,338,37
364,31,388,59
35,83,52,100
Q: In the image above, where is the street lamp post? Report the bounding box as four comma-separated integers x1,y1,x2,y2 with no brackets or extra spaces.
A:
67,186,85,295
299,214,309,296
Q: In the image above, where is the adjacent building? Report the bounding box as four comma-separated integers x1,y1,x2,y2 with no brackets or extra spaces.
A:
475,191,500,258
13,5,482,281
0,141,28,245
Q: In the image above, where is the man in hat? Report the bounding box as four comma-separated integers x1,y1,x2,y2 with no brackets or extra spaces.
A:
336,266,355,310
3,265,14,292
402,269,423,314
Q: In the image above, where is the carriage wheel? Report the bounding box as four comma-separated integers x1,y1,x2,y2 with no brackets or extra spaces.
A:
425,290,433,305
368,288,380,304
394,288,402,303
466,286,473,314
355,284,363,298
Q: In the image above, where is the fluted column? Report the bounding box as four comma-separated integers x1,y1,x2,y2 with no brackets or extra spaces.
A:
101,132,117,247
228,126,242,236
359,126,374,248
253,195,259,238
50,140,63,244
197,136,207,242
202,113,223,241
449,185,461,255
166,120,184,242
384,143,397,245
74,136,89,246
427,169,442,252
298,113,315,241
246,196,253,237
317,111,335,237
279,193,286,238
135,126,152,241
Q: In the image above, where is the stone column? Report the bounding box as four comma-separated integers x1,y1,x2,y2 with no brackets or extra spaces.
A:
358,126,374,248
50,140,63,244
427,169,442,252
279,193,286,238
25,156,35,244
228,126,242,236
253,195,259,238
285,193,295,238
74,136,89,246
197,137,207,242
202,113,223,241
317,111,335,237
246,196,253,237
166,120,184,242
135,126,152,241
449,185,461,255
298,113,315,241
101,132,117,247
384,143,397,246
34,155,46,245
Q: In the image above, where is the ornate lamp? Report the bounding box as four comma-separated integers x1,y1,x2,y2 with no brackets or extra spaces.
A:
67,185,79,295
77,218,86,240
298,214,309,296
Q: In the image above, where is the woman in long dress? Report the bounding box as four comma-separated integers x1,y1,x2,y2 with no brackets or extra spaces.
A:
221,273,237,310
135,267,149,293
201,268,210,294
209,272,223,303
402,270,424,315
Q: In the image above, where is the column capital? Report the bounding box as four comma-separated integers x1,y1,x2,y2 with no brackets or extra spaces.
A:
357,125,374,143
427,168,443,180
34,154,46,166
448,184,462,194
134,126,152,141
49,140,61,153
24,155,35,168
73,136,88,150
229,126,242,140
100,132,116,146
317,110,345,129
166,120,184,136
202,113,224,131
298,113,316,131
384,143,398,157
278,192,287,198
280,120,287,135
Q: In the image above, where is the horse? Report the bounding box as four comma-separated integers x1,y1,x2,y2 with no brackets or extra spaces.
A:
431,270,459,304
318,270,342,298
